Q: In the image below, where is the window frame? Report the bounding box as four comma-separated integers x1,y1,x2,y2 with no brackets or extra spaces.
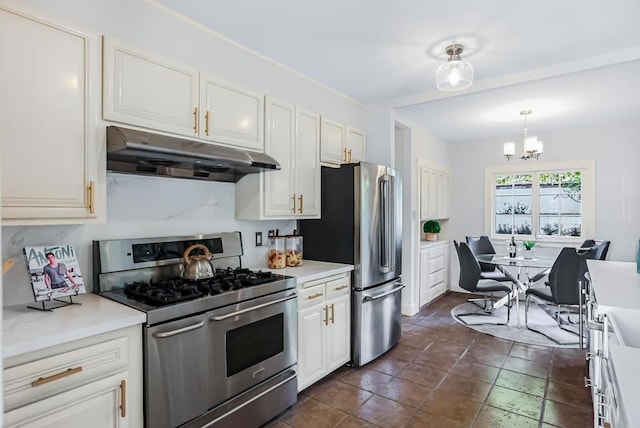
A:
484,159,596,244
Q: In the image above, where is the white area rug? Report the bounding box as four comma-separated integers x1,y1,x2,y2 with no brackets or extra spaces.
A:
451,301,584,347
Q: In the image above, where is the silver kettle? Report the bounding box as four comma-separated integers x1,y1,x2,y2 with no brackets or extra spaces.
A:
182,244,214,280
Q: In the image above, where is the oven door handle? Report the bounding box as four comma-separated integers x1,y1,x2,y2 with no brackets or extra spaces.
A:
152,320,205,338
363,284,404,302
209,293,297,321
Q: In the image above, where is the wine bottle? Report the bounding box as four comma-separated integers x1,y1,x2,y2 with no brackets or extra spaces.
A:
509,236,517,258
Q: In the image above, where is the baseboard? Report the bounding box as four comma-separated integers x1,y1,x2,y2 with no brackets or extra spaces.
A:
402,302,419,316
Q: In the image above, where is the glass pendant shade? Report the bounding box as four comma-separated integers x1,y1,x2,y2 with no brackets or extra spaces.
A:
523,136,538,152
503,142,515,157
435,59,474,91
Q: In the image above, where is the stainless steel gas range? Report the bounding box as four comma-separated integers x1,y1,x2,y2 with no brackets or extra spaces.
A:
93,232,297,428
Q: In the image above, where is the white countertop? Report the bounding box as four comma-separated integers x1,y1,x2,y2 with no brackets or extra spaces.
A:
3,293,146,359
258,260,353,284
420,239,450,249
609,344,640,427
587,260,640,311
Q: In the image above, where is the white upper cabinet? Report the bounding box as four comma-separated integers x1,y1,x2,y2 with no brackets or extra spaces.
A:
346,126,366,164
199,74,263,151
320,117,346,165
320,119,366,166
419,161,451,221
103,37,264,152
103,37,199,137
236,97,320,219
0,4,104,225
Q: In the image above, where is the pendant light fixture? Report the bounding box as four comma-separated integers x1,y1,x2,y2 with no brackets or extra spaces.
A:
435,44,474,91
504,110,544,161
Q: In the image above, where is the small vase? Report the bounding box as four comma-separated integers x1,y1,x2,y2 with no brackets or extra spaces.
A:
425,233,437,241
523,249,534,259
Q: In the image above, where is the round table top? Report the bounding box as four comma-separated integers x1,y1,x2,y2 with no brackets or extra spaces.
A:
476,253,556,269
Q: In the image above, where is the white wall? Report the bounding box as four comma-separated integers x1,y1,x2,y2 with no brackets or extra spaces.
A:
449,119,640,262
1,0,367,306
393,112,452,314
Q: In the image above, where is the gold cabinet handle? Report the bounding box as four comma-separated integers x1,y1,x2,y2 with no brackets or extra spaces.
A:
204,110,210,136
330,303,335,324
343,147,347,162
298,194,303,214
307,293,323,300
120,379,127,418
348,149,352,163
334,285,349,291
87,181,95,214
291,194,296,213
193,107,198,132
31,367,83,387
324,305,329,326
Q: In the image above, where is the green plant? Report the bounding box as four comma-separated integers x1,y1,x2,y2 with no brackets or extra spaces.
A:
423,220,441,234
523,240,535,250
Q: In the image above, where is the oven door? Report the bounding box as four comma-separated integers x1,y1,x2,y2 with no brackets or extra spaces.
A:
207,289,297,407
146,312,211,428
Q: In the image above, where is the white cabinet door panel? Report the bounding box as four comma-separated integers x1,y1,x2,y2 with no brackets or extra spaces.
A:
320,117,345,165
200,75,263,151
297,305,327,391
326,295,350,371
295,109,320,216
346,127,365,163
103,37,199,137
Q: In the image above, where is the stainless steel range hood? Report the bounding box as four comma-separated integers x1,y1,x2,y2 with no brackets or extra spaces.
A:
106,126,280,183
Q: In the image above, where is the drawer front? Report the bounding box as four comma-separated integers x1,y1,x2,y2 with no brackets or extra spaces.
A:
325,275,351,299
4,336,129,411
429,245,445,258
429,269,444,288
429,282,446,301
297,283,326,310
428,255,444,272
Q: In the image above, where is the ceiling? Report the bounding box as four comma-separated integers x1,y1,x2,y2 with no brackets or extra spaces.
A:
154,0,640,142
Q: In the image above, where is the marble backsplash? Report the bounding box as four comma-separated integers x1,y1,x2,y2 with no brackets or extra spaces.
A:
2,173,293,306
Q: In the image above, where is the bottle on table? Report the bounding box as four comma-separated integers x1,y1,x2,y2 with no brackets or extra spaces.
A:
509,236,517,258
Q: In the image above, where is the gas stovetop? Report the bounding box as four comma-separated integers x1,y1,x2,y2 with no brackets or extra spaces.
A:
93,233,296,326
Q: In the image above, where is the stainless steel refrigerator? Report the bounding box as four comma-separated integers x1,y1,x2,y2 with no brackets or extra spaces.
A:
300,162,403,366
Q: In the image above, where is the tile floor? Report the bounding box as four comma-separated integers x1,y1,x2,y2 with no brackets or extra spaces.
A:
267,292,594,428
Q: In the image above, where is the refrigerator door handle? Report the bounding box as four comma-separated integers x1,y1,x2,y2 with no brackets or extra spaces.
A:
363,284,405,301
379,174,394,273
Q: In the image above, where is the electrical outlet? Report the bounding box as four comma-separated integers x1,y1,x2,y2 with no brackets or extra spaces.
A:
268,230,275,237
255,232,263,247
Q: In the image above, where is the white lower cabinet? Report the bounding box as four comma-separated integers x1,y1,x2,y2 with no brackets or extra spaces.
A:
3,326,142,428
297,273,351,391
419,242,450,307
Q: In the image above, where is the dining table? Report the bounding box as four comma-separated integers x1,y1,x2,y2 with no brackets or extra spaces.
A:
475,253,557,327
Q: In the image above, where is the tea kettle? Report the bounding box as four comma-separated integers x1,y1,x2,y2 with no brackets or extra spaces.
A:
182,244,214,280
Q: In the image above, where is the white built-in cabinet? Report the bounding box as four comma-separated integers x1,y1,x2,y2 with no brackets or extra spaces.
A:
0,4,104,225
235,97,320,219
297,273,351,391
103,37,264,152
320,118,365,166
419,163,451,221
419,241,450,307
3,325,142,428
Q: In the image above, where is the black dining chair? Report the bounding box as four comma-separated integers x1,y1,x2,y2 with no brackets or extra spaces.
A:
454,242,513,325
576,239,610,288
465,236,511,282
524,247,586,346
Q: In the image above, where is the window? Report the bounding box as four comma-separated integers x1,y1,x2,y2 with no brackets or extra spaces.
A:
485,160,595,242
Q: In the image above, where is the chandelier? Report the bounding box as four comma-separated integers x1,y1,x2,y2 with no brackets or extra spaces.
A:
435,44,473,91
503,110,544,161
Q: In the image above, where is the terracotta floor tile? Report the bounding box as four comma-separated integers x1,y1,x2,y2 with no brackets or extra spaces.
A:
502,355,549,378
263,419,291,428
549,364,587,387
450,358,500,384
405,410,467,428
435,373,492,403
461,349,507,368
485,385,544,420
366,356,410,376
509,343,553,362
306,379,373,414
340,368,394,392
396,362,448,388
355,395,416,428
370,377,433,408
542,399,594,427
278,398,349,428
473,405,539,428
546,381,592,410
335,416,379,428
495,369,547,397
384,344,422,362
468,338,513,355
427,341,469,358
420,389,483,424
399,332,435,350
412,349,460,372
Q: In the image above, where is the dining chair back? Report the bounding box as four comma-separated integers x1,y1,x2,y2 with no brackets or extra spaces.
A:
457,242,482,293
548,247,582,305
579,239,611,261
465,236,496,272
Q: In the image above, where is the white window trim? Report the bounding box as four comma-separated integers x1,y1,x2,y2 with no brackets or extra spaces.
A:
484,159,596,245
